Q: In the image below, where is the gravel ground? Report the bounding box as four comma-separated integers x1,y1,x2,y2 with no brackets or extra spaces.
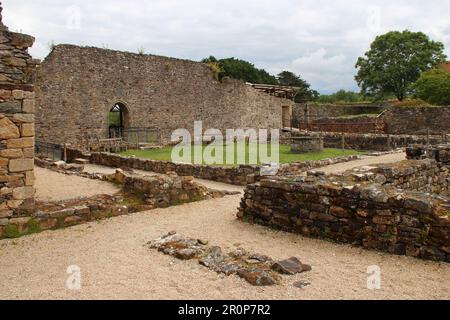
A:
35,167,121,202
0,194,449,300
14,154,447,300
317,152,406,175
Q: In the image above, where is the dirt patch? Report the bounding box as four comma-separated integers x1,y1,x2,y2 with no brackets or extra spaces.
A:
35,166,121,202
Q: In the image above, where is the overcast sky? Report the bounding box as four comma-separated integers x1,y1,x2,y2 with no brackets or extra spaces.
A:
3,0,450,94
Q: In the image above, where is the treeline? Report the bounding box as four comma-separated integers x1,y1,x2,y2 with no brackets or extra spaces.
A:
201,56,318,102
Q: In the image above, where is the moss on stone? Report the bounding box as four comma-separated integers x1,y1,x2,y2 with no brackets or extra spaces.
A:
2,224,20,239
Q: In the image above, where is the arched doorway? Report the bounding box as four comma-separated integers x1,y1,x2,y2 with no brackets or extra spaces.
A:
108,103,128,138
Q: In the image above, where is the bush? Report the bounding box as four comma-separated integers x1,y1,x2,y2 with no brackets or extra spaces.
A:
413,69,450,106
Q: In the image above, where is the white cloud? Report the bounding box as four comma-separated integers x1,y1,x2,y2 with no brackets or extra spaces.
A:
2,0,450,94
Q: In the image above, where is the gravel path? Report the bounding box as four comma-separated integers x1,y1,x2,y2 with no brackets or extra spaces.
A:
35,167,121,202
318,152,406,175
0,194,448,300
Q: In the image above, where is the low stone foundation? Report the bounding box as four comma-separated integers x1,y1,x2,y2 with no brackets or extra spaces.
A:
89,152,365,186
239,157,450,262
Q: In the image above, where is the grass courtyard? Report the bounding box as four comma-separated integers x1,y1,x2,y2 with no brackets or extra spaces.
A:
120,144,365,167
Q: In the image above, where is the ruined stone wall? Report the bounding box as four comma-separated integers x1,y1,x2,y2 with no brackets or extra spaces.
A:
89,152,363,186
298,116,386,134
239,157,450,262
35,45,292,146
384,106,450,135
316,132,445,151
0,8,37,233
293,104,450,135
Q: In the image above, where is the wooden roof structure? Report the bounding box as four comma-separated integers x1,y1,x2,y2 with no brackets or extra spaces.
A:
247,83,300,100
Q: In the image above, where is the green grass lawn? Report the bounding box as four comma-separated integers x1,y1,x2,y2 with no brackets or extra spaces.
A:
120,144,365,167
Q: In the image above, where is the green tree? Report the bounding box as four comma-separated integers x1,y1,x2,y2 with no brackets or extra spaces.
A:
277,71,318,102
316,90,365,104
355,30,446,101
412,69,450,106
201,56,277,84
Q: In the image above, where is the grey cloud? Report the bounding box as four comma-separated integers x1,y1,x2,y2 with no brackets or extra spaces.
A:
3,0,450,94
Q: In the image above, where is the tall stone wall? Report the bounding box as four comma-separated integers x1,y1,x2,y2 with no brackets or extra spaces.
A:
0,4,38,233
35,45,292,146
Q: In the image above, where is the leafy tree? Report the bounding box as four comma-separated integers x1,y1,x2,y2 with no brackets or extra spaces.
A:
277,71,317,102
202,56,277,84
316,90,365,104
355,30,446,101
412,69,450,106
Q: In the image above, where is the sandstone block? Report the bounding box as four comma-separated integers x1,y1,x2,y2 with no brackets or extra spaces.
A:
25,171,35,186
0,157,8,168
21,123,34,137
23,91,35,99
0,210,12,218
22,99,35,114
0,148,23,159
12,90,24,100
7,200,23,209
12,186,34,200
7,137,34,149
0,117,20,139
9,159,34,172
23,147,34,158
12,114,34,124
0,89,11,100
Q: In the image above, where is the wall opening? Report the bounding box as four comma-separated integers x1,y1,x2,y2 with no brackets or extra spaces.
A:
282,106,292,128
109,103,129,138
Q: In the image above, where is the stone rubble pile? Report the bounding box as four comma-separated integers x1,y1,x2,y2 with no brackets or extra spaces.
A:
148,232,312,286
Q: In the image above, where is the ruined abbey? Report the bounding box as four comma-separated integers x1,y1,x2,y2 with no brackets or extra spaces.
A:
35,45,294,146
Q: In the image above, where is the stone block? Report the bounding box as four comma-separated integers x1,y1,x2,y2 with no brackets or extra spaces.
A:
12,186,34,200
23,91,35,99
0,149,23,159
0,210,13,218
21,123,34,137
22,99,35,114
25,171,35,186
0,117,20,139
0,157,8,168
12,90,24,100
5,57,27,67
0,89,11,100
0,101,21,113
7,137,34,149
23,147,34,158
9,159,34,172
12,113,34,123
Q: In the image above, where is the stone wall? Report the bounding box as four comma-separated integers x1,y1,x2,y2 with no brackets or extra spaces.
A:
298,116,386,134
239,158,450,262
0,6,37,232
317,132,445,151
293,103,450,136
35,45,293,146
89,152,364,186
293,103,387,127
384,106,450,135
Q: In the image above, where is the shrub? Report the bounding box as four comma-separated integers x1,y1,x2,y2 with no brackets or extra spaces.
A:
412,69,450,106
